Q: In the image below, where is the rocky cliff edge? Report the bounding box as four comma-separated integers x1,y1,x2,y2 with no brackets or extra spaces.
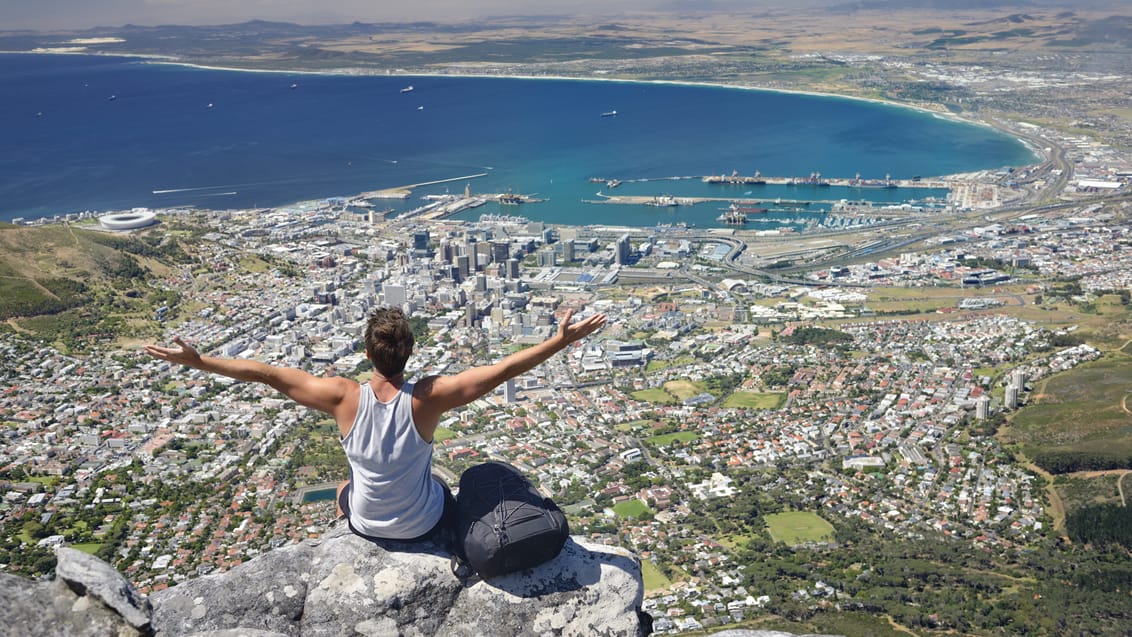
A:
0,522,651,636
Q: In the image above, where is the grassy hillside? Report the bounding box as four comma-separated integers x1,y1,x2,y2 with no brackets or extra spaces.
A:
999,352,1132,490
0,223,191,352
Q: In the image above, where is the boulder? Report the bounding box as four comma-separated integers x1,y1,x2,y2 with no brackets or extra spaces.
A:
149,523,649,636
0,547,153,637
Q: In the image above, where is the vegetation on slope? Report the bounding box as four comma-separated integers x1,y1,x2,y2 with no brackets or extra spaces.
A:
0,224,192,351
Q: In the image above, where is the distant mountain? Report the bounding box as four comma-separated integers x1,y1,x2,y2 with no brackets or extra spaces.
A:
828,0,1119,11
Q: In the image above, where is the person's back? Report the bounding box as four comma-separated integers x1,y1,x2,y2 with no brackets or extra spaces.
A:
340,379,444,539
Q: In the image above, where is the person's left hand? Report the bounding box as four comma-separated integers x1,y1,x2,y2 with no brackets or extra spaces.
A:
558,310,607,344
144,336,203,368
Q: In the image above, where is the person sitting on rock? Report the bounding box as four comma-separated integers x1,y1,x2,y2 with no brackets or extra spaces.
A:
145,306,606,546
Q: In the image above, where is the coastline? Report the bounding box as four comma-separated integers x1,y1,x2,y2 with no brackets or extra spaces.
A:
1,50,1043,225
2,48,1041,163
142,58,1042,163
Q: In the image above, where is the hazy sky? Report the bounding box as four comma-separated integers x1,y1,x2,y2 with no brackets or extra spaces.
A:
2,0,779,31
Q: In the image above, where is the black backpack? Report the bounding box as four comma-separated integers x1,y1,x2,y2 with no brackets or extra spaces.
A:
453,461,569,579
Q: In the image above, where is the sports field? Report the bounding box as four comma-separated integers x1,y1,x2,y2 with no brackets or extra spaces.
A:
612,499,652,519
646,431,699,446
723,391,786,409
764,511,835,545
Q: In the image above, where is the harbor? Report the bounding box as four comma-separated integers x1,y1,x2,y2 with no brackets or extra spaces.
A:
345,169,955,229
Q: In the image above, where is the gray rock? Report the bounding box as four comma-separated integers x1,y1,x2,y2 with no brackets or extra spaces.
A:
150,540,314,637
440,538,644,637
150,523,649,637
55,546,154,631
712,631,842,637
183,630,291,637
0,572,146,637
12,524,654,636
299,531,460,637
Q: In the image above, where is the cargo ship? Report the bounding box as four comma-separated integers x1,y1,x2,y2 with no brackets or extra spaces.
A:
703,169,766,185
729,202,768,214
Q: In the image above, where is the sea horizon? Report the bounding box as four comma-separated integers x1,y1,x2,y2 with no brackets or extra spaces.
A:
0,52,1039,228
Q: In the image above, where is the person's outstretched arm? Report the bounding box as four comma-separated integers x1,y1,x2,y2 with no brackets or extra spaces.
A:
144,336,355,420
413,310,606,424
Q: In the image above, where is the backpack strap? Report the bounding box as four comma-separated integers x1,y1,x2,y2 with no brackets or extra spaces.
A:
449,553,479,585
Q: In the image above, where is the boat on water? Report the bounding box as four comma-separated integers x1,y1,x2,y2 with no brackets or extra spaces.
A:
728,201,767,214
718,206,749,225
498,188,543,205
601,110,617,117
703,169,766,185
290,83,299,90
401,85,414,93
606,179,622,189
646,195,679,207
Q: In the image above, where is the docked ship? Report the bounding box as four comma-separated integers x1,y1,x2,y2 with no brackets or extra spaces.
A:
645,195,679,207
729,201,768,214
788,172,830,187
718,209,748,225
498,189,543,205
703,169,766,185
718,203,763,224
499,191,524,205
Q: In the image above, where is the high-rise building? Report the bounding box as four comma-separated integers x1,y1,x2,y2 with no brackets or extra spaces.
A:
537,247,557,268
1005,385,1019,410
1010,369,1026,390
975,395,990,420
506,258,520,280
383,284,407,307
413,231,430,252
491,241,510,264
616,233,632,265
503,378,518,403
456,254,470,281
562,239,575,264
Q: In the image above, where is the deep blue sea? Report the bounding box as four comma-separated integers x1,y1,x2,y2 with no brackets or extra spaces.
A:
0,53,1037,228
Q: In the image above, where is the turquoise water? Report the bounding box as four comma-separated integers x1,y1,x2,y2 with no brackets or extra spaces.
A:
0,54,1037,227
301,487,337,503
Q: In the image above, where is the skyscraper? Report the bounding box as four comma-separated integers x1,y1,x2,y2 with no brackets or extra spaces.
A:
975,395,990,420
616,233,632,265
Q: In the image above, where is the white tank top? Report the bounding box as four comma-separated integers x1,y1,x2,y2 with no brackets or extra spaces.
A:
340,380,442,539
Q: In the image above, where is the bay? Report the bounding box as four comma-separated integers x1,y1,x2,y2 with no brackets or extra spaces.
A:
0,53,1037,227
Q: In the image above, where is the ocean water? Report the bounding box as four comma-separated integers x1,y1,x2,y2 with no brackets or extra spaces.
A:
0,53,1037,227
